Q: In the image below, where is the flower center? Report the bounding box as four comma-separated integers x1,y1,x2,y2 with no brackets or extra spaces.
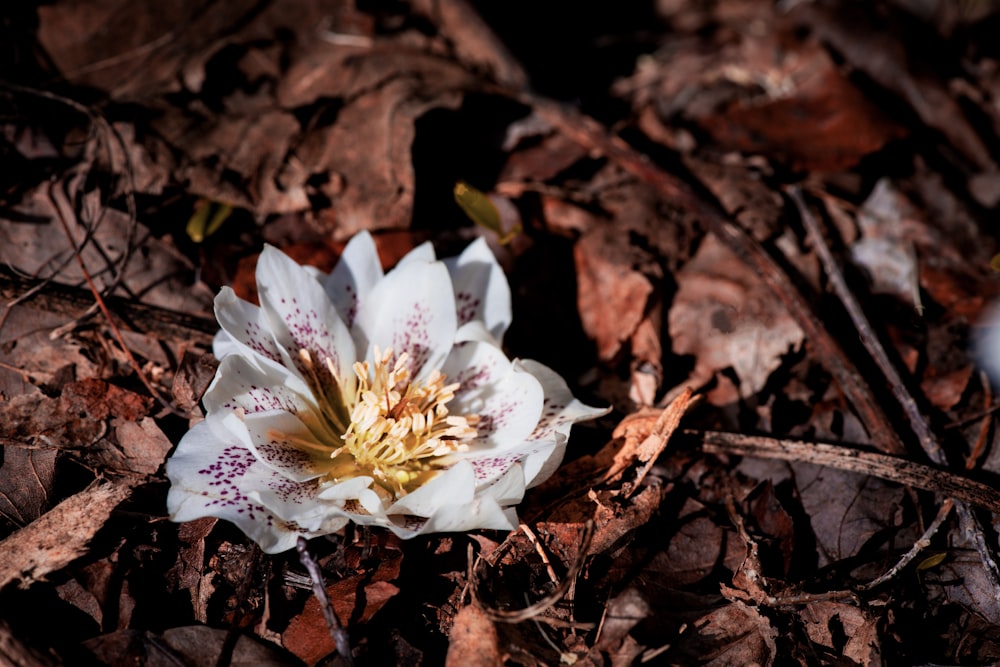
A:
320,347,478,497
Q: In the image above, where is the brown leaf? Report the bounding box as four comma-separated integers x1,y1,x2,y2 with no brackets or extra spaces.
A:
673,601,778,667
605,388,695,494
445,604,503,667
697,45,906,171
575,227,653,361
791,464,904,568
0,480,133,590
0,447,57,531
110,417,173,476
282,555,401,666
83,626,301,667
584,587,649,665
801,601,882,665
669,234,804,401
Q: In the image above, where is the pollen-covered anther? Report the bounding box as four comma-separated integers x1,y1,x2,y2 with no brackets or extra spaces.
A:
338,346,479,493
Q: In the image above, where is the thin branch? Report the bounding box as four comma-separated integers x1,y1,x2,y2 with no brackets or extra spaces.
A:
296,537,354,666
696,430,1000,515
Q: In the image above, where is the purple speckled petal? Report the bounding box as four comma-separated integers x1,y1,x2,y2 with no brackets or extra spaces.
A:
256,245,357,388
356,259,457,381
239,410,330,483
448,355,543,448
204,353,318,421
166,421,311,554
461,439,555,486
516,359,609,442
443,237,511,342
440,339,507,395
324,231,384,347
214,287,283,365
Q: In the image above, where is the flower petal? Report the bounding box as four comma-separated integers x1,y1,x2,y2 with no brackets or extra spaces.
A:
447,350,544,447
323,230,384,335
517,359,609,441
256,244,357,387
386,461,518,535
464,439,554,486
166,421,311,553
393,240,436,269
203,353,318,421
239,411,331,483
444,237,512,341
355,259,457,380
213,287,283,365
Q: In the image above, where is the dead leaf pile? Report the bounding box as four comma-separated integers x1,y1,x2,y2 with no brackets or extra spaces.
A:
5,0,1000,664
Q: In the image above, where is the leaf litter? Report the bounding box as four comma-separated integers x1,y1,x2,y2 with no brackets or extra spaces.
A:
5,0,1000,664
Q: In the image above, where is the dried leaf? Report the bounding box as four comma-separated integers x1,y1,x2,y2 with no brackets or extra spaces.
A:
0,480,133,590
801,601,882,665
575,227,653,361
445,604,502,667
83,626,300,667
282,555,401,665
669,234,804,400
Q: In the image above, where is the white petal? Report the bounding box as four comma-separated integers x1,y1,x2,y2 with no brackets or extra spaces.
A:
237,410,333,483
203,353,318,422
463,439,552,486
440,339,508,395
256,245,357,384
323,230,384,338
356,259,457,380
516,359,609,441
166,421,313,554
450,356,544,447
213,287,283,365
386,461,517,535
444,237,512,341
393,240,437,269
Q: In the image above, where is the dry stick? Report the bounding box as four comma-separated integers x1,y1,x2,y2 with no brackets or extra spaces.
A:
472,520,594,624
296,537,354,666
0,264,216,345
789,187,943,464
50,186,184,416
515,93,907,457
696,431,1000,515
789,188,1000,595
858,498,954,592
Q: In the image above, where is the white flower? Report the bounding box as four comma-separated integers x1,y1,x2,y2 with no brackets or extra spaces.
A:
166,232,607,553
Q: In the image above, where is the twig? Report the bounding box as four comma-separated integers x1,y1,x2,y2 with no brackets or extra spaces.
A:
789,187,1000,597
472,521,594,623
296,537,354,666
790,187,943,464
50,184,183,416
696,430,1000,515
0,264,216,345
857,499,954,592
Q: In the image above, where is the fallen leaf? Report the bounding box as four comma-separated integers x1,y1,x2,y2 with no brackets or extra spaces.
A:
282,555,401,666
445,604,502,667
575,226,653,361
0,480,133,590
801,601,882,665
669,234,804,401
673,601,778,667
0,446,57,531
82,626,301,667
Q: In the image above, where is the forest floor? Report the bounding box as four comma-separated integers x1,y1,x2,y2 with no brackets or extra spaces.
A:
4,0,1000,665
